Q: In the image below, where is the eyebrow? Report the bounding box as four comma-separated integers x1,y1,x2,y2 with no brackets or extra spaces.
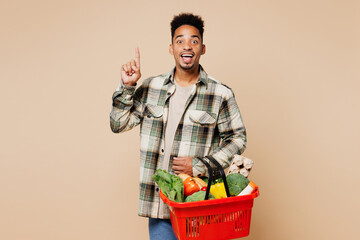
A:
174,34,200,40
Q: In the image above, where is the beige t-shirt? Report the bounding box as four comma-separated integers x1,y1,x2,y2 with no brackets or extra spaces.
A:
159,80,195,218
162,80,195,171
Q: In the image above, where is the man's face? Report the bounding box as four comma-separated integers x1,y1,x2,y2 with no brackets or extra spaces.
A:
169,25,206,71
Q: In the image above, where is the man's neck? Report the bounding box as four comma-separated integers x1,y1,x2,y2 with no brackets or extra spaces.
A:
174,65,200,87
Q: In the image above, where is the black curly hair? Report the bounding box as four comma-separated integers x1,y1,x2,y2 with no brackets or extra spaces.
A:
170,13,204,42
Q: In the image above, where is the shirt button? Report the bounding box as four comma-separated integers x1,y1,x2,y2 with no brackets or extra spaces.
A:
161,149,164,152
167,92,171,95
156,187,159,192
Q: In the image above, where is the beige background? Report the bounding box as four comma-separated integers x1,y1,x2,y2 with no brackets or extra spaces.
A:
1,0,359,239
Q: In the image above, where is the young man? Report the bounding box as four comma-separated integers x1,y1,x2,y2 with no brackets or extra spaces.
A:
110,13,246,239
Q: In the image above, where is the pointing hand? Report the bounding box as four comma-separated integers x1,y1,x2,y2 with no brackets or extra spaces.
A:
121,47,141,86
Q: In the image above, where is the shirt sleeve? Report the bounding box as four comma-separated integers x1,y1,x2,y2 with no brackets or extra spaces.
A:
192,87,247,177
110,80,145,133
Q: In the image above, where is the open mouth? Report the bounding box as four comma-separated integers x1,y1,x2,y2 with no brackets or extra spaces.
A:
181,53,194,63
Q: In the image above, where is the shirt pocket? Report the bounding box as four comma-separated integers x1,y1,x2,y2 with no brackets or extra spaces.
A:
144,104,163,118
141,104,164,138
188,110,216,125
184,110,217,156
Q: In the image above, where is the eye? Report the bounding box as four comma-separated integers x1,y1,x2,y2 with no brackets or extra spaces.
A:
192,40,198,44
177,40,183,44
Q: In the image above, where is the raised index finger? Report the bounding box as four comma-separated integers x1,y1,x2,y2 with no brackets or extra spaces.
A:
135,47,140,68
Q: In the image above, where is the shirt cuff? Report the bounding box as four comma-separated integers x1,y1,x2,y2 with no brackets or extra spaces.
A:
192,157,207,177
115,81,137,95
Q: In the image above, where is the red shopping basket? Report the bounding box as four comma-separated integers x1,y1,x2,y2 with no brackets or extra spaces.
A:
160,156,260,240
160,186,259,240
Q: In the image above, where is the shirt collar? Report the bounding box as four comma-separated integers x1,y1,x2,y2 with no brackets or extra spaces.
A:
163,65,208,88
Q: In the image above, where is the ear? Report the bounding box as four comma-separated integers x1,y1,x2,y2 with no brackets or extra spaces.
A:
169,44,174,55
201,44,206,55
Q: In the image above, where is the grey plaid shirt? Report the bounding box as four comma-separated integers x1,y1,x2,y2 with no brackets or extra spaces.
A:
110,65,246,218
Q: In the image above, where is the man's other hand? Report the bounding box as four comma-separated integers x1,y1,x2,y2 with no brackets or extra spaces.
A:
172,157,193,176
121,47,141,86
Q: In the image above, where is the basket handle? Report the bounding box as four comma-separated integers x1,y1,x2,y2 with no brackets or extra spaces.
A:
198,157,213,201
198,156,231,200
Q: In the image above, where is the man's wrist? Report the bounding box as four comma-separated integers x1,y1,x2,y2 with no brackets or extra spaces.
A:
123,80,137,87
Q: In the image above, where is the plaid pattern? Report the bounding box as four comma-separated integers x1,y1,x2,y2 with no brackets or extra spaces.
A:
110,66,246,218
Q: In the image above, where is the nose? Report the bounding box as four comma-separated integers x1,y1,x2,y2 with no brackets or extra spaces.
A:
183,41,192,50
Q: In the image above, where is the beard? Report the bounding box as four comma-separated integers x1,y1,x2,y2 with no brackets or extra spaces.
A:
179,62,195,70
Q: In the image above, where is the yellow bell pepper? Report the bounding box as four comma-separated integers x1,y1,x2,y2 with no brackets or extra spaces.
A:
210,181,227,199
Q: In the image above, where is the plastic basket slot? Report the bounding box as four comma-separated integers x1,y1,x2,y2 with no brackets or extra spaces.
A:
194,212,240,226
186,216,200,238
234,210,250,232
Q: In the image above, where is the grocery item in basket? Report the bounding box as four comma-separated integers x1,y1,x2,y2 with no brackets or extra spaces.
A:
238,181,258,196
183,177,200,196
227,173,250,196
185,190,215,202
227,155,254,177
177,173,190,181
210,180,227,199
178,173,207,190
193,177,207,188
152,169,184,202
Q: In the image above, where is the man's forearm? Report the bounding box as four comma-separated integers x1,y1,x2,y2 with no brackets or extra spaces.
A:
192,128,246,177
110,83,142,133
192,87,247,177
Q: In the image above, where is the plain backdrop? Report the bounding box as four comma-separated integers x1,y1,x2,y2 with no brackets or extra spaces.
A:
1,0,359,239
